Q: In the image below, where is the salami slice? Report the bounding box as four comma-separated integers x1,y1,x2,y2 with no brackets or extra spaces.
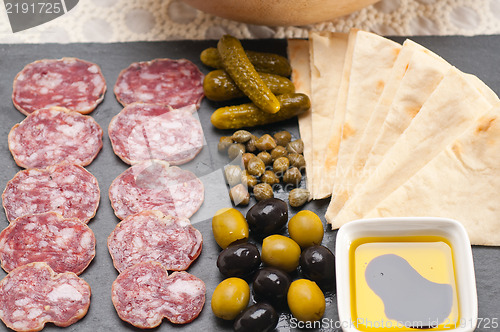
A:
112,261,205,327
108,210,202,273
12,57,106,116
0,262,91,332
8,107,103,169
2,164,100,223
114,58,204,111
109,160,204,220
108,103,204,165
0,212,95,275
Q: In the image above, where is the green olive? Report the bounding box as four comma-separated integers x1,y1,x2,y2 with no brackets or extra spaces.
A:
261,235,301,272
253,183,274,201
286,139,304,154
247,156,265,177
273,131,292,147
224,165,242,187
228,143,246,160
241,170,258,189
212,207,249,249
270,146,288,161
256,151,272,166
288,210,324,248
218,136,234,153
273,157,289,176
232,130,252,143
255,134,277,151
245,135,258,153
283,167,302,185
287,279,325,322
229,184,250,206
288,188,310,207
241,153,255,169
211,277,250,320
288,153,305,169
261,170,280,185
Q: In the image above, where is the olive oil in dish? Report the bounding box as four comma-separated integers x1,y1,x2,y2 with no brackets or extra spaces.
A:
349,236,459,331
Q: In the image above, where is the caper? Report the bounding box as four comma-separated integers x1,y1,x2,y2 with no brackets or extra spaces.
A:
218,136,234,153
288,188,310,207
228,143,246,160
242,153,255,169
224,165,243,187
232,130,252,143
288,153,305,170
270,146,288,161
261,170,280,185
255,134,277,151
286,139,304,154
283,167,302,185
241,170,258,189
253,183,274,201
273,157,290,176
257,151,272,166
229,184,250,206
273,131,292,147
245,135,258,153
247,156,265,177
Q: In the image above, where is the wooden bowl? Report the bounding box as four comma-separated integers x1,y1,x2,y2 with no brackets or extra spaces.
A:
182,0,380,26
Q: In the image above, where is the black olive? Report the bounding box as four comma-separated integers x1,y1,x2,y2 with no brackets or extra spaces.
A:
252,267,291,305
233,303,278,332
299,245,336,289
246,198,288,236
217,243,261,278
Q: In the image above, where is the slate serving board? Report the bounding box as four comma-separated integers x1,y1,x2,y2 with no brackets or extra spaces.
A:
0,36,498,332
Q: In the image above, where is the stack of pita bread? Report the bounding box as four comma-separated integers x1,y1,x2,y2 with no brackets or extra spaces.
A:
287,30,500,245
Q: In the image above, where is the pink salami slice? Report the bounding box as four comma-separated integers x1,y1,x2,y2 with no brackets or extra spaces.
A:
114,58,204,111
12,57,106,116
109,160,204,220
2,164,100,223
108,210,202,273
112,261,205,327
0,212,95,275
108,103,204,165
0,262,91,332
8,107,103,169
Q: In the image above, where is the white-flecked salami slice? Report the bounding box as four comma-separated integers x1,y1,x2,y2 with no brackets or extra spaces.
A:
2,164,100,223
0,212,95,275
108,103,204,165
8,107,103,169
114,58,204,111
12,57,106,115
0,262,91,332
108,210,202,273
112,261,205,327
109,160,204,220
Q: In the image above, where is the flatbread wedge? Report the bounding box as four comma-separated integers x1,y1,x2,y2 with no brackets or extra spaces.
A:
365,102,500,246
287,39,313,194
328,31,401,203
309,32,348,200
329,67,493,228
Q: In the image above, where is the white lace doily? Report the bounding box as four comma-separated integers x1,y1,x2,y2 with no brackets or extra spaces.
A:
0,0,499,43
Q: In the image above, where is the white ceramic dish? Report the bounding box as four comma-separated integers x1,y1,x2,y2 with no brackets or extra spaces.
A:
335,217,477,332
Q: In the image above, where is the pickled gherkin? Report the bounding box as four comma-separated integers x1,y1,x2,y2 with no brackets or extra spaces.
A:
217,35,280,114
200,47,292,77
211,93,310,130
204,70,295,101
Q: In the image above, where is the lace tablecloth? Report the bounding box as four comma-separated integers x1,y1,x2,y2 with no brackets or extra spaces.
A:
0,0,499,43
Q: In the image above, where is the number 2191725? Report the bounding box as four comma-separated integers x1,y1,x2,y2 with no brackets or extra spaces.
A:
5,2,63,14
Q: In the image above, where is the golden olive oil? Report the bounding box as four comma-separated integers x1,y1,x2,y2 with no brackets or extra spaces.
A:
349,236,459,331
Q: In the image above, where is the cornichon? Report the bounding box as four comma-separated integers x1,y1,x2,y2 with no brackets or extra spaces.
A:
204,69,295,101
200,47,292,77
211,93,311,129
217,35,281,114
